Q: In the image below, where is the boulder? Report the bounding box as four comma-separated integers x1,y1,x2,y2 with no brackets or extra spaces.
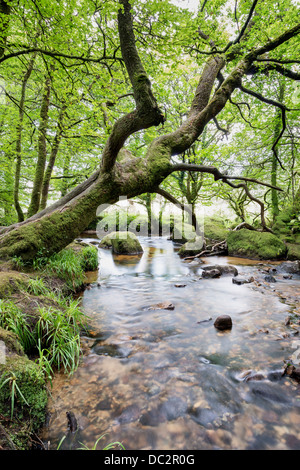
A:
201,264,238,277
227,229,287,260
204,217,229,242
232,276,254,285
202,268,221,278
214,315,233,331
99,231,143,255
278,261,300,274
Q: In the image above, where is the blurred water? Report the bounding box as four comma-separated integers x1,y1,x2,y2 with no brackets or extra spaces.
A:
42,237,300,450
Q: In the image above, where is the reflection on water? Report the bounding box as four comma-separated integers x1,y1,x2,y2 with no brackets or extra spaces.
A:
42,237,300,450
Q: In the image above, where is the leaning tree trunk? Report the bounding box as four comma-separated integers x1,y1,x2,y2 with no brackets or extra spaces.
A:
0,0,298,261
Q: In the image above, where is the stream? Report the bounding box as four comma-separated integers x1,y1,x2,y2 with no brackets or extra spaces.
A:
41,236,300,450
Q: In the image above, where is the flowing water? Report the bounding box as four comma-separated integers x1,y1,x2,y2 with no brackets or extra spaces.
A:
42,237,300,450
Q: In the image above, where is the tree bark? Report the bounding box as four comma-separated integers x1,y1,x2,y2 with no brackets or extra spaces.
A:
27,75,51,218
14,53,37,222
40,103,66,210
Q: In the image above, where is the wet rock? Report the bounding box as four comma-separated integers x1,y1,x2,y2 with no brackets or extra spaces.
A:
285,365,300,382
214,315,232,331
161,396,188,421
245,373,265,382
232,276,254,285
249,382,292,405
117,404,141,424
202,269,221,278
264,275,276,283
278,261,300,274
148,301,175,310
140,396,187,426
92,343,132,358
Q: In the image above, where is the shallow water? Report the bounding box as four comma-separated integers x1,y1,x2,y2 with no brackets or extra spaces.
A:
42,237,300,450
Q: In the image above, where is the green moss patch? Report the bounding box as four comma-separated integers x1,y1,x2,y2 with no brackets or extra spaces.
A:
286,243,300,260
227,229,287,260
178,236,205,257
0,355,47,428
0,271,29,299
99,231,143,254
204,217,228,242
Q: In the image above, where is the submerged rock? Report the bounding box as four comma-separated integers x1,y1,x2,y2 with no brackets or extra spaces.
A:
201,265,238,278
264,275,276,283
148,301,175,310
202,268,221,278
232,276,254,285
214,315,233,331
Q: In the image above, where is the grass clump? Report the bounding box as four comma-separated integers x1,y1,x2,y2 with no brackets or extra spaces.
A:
0,295,87,377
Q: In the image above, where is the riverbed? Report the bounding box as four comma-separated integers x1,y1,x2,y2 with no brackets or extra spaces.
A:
41,236,300,450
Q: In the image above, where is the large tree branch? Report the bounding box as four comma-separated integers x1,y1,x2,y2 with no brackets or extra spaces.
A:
100,0,164,173
239,84,288,170
169,163,283,191
168,163,280,231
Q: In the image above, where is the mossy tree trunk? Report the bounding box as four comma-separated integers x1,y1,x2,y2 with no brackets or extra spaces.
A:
40,102,67,210
271,82,285,221
0,0,299,260
27,75,51,218
14,53,37,222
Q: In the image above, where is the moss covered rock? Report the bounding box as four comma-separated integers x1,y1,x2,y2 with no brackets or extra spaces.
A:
0,271,29,298
0,327,25,356
227,229,287,260
0,355,47,429
204,217,228,242
99,231,143,254
286,243,300,260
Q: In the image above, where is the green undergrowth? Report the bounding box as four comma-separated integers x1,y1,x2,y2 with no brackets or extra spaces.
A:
0,242,98,449
12,243,98,293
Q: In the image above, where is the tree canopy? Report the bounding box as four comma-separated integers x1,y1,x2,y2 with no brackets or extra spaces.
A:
0,0,299,259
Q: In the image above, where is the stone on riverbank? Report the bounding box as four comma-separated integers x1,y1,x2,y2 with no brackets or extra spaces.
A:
201,265,238,278
99,231,143,255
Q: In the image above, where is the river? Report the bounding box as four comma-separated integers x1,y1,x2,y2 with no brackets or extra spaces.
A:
41,236,300,450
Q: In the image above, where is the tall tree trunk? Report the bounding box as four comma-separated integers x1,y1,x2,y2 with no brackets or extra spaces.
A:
40,103,66,210
27,75,51,218
271,82,285,221
60,154,72,197
14,53,37,222
0,1,10,59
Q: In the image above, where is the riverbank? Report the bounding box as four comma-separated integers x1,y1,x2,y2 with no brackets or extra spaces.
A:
0,241,98,450
41,238,300,451
1,236,300,450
